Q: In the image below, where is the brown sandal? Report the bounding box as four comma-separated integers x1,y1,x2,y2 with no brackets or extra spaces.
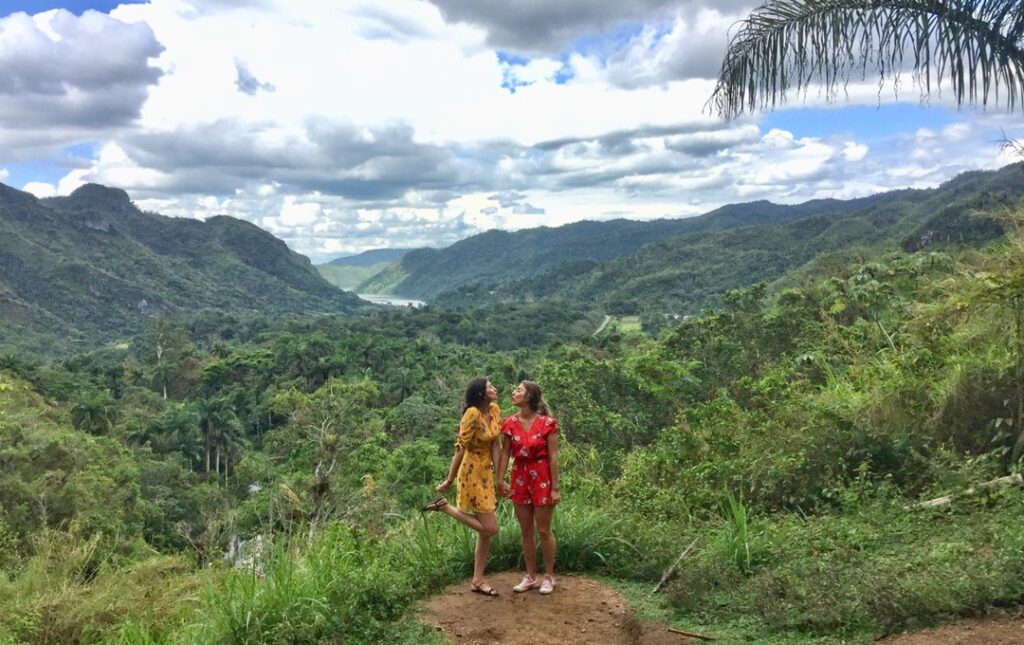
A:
470,581,499,596
423,497,448,512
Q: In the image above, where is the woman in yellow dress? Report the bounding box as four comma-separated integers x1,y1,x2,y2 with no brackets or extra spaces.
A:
424,377,502,596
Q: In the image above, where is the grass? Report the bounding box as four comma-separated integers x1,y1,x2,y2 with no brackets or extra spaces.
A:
617,316,643,333
3,488,1022,644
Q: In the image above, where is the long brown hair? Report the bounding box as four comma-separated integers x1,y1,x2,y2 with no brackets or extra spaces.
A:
521,380,550,416
463,377,489,413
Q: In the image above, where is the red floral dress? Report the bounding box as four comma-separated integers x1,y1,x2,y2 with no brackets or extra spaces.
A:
501,414,558,506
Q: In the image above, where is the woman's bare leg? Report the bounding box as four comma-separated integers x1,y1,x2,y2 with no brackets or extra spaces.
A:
439,504,486,533
473,512,499,585
514,503,538,578
534,504,556,576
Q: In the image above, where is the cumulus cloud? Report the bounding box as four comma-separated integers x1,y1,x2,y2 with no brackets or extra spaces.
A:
601,9,740,86
234,59,276,94
425,0,759,53
9,0,1023,262
0,10,162,129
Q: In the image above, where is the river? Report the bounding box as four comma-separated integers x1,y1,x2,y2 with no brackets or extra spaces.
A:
358,293,426,308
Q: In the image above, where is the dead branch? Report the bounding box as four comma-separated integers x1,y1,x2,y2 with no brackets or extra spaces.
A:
653,537,699,594
914,473,1024,509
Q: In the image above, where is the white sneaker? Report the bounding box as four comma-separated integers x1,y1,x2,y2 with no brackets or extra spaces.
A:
539,575,555,595
512,574,538,593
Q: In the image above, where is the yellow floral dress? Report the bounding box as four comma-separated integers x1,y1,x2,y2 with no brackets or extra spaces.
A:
455,402,501,513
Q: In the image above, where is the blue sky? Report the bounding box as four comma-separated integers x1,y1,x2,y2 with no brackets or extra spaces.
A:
1,1,123,17
0,0,1020,261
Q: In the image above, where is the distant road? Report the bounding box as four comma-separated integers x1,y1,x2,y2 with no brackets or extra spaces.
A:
593,315,612,336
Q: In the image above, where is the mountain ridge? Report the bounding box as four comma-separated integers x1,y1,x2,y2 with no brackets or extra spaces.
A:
0,183,363,355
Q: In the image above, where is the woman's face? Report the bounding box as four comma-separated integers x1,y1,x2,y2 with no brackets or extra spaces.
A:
485,381,498,402
510,382,526,406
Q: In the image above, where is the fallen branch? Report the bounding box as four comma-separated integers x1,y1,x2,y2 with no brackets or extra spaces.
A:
653,537,699,594
668,626,716,641
914,473,1024,509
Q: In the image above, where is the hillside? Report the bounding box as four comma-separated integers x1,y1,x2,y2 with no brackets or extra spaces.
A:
357,191,918,299
435,163,1024,313
356,201,866,299
0,183,364,355
326,248,412,267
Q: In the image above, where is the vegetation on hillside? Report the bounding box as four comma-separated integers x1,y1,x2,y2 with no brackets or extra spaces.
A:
435,164,1023,320
0,183,364,357
2,195,1023,642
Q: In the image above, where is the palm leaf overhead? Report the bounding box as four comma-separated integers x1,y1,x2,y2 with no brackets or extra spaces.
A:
711,0,1024,118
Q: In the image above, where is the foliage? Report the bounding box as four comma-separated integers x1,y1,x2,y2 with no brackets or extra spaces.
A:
4,185,1024,643
710,0,1024,119
0,183,363,357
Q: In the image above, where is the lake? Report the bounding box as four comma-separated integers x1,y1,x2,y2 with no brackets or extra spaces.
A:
358,293,426,308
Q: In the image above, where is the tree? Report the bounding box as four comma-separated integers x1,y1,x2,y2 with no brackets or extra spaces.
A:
711,0,1024,119
70,389,117,435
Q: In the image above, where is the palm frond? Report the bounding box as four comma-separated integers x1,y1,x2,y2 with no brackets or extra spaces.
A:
711,0,1024,118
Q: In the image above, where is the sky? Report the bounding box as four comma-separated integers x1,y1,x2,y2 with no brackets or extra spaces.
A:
1,0,1021,263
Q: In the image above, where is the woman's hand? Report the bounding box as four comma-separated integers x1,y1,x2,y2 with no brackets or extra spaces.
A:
498,481,511,497
551,489,561,504
437,477,452,493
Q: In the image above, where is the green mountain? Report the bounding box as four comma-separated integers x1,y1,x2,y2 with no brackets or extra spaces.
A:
0,183,363,355
357,193,904,300
327,248,412,267
316,263,391,291
434,163,1024,313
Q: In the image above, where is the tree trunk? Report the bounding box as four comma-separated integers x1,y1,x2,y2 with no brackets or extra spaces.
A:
1012,297,1024,466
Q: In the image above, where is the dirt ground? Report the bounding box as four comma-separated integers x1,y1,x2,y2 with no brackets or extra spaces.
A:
420,571,690,645
878,608,1024,645
421,572,1024,645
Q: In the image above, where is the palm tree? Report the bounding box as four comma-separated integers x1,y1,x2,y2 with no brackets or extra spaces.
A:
70,390,117,435
710,0,1024,119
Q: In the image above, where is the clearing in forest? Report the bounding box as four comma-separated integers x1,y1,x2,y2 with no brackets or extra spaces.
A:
421,572,690,644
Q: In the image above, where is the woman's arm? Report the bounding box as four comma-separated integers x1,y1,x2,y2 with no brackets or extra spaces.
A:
547,432,560,504
496,435,512,496
438,446,465,493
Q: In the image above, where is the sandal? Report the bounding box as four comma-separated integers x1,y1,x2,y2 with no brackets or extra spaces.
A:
470,581,499,596
539,574,555,595
422,497,448,512
512,574,539,593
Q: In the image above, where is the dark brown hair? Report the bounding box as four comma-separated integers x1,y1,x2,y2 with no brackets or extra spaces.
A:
521,380,550,416
463,377,489,413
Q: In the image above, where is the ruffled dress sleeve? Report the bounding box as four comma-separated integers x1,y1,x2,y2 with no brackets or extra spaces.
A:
455,407,480,450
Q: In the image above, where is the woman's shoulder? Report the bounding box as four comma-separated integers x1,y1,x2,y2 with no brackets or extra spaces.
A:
461,407,481,422
543,416,559,429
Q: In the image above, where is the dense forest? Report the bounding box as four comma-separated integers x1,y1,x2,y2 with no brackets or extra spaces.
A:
0,183,364,357
1,166,1023,643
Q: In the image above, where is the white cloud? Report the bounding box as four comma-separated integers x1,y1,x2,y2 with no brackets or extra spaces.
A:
22,181,57,197
0,9,162,161
0,0,1019,262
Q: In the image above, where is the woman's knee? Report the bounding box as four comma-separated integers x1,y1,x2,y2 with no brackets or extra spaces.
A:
480,521,499,538
537,526,554,541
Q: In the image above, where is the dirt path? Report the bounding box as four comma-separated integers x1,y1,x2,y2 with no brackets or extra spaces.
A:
877,609,1024,644
422,573,1024,644
420,572,689,645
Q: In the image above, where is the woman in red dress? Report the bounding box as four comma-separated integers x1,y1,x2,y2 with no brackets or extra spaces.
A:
497,380,560,595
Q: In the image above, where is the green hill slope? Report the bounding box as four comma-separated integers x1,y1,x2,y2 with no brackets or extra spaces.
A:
357,200,872,298
0,183,363,355
326,248,412,267
436,163,1024,313
316,262,396,291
